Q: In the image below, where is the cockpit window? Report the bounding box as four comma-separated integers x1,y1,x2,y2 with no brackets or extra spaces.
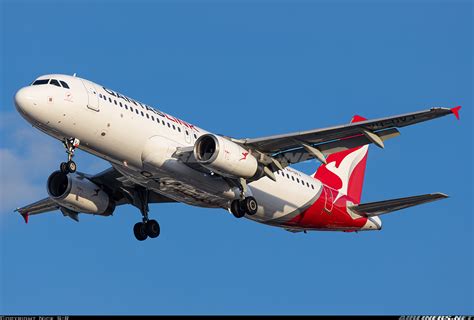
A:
50,79,61,87
32,79,49,85
60,80,70,89
32,78,71,89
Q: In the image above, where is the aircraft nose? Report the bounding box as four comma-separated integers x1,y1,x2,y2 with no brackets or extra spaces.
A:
14,86,37,114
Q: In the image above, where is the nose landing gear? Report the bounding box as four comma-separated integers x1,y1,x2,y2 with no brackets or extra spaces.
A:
60,138,80,174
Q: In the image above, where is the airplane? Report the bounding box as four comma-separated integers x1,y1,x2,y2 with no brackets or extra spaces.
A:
13,74,461,241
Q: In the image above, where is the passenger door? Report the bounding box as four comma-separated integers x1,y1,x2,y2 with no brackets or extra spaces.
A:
81,80,100,111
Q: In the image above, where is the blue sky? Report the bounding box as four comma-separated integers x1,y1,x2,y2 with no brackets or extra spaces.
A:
0,0,472,315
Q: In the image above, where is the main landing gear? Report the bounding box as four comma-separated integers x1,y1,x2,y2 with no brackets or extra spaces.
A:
60,137,80,174
133,188,160,241
230,196,258,218
133,219,160,241
229,178,258,218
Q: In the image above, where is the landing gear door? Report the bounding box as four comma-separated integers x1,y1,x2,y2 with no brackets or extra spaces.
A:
81,80,100,111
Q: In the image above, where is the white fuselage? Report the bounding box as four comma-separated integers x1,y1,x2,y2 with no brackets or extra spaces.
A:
15,74,324,228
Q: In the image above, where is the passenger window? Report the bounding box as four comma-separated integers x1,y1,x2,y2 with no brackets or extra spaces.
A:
172,125,176,130
146,114,149,119
119,102,123,107
99,94,103,98
103,95,107,101
185,130,189,135
135,109,139,115
167,123,170,128
194,134,197,139
59,80,70,89
114,100,117,105
32,79,49,85
50,79,61,87
151,115,154,121
141,111,144,116
291,176,295,181
109,98,112,103
178,127,181,132
311,185,314,189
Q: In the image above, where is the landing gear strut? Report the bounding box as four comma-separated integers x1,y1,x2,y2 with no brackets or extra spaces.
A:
230,196,258,218
133,187,160,241
60,137,80,174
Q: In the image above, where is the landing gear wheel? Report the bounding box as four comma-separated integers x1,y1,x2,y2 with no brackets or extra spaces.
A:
231,199,246,218
66,161,76,173
133,222,148,241
243,196,258,215
146,219,160,238
60,162,68,174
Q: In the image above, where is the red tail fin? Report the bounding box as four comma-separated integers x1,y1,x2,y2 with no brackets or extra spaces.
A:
313,115,369,204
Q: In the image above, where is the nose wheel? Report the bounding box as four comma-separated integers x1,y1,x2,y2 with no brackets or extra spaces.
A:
60,160,77,174
60,138,80,174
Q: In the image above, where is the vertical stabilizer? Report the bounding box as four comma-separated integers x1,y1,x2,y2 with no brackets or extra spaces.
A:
313,115,369,204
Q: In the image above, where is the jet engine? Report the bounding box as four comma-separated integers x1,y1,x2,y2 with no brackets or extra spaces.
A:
194,134,260,179
47,171,115,216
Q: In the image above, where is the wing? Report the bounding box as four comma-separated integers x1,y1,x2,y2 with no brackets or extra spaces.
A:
15,198,60,222
15,166,176,223
174,107,460,184
347,193,448,217
239,107,461,165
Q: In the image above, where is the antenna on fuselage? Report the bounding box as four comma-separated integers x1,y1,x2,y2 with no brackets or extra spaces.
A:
73,73,77,77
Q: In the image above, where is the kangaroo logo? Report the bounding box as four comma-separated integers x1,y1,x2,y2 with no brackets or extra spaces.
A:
324,146,368,202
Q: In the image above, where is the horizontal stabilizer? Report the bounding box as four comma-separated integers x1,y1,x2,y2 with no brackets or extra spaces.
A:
348,193,448,217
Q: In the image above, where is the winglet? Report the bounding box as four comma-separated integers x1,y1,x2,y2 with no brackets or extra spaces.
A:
451,106,461,120
21,213,29,224
351,115,367,123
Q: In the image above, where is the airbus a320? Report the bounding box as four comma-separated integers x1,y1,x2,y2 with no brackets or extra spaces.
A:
14,74,461,240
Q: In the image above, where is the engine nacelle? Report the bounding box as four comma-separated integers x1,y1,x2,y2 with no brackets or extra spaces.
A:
194,134,259,179
47,171,115,216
